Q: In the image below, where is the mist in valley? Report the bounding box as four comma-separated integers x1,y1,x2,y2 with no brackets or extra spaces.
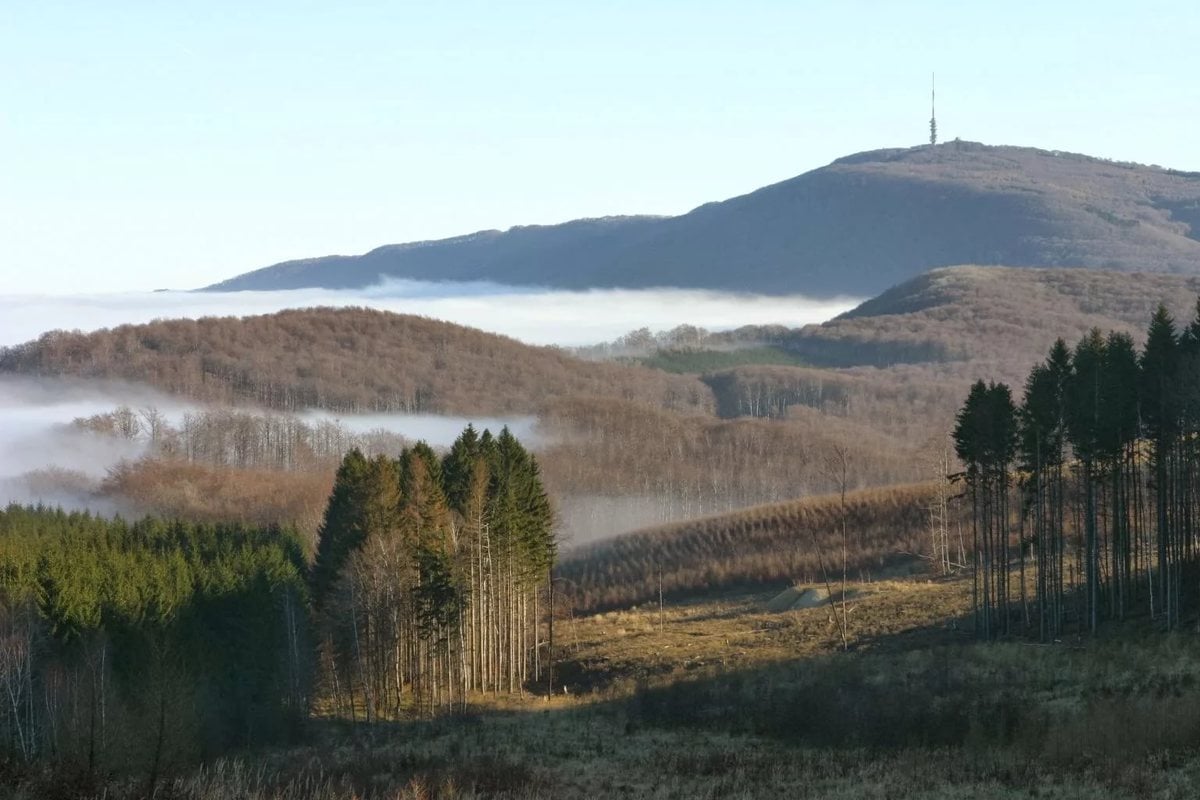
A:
0,279,860,350
0,376,538,517
0,375,744,544
0,280,860,539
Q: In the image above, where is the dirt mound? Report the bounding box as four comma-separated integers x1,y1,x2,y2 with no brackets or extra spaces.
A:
766,585,831,612
766,584,870,612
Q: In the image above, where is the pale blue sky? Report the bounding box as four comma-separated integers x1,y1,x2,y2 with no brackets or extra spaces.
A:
2,1,1198,294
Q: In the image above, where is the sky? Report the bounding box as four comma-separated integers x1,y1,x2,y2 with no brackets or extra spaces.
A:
2,0,1199,294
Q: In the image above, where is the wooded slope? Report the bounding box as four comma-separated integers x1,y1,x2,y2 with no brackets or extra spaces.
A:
11,266,1200,542
0,306,711,415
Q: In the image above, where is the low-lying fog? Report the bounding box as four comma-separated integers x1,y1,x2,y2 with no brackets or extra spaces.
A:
0,377,731,543
0,280,857,539
0,279,860,349
0,376,534,510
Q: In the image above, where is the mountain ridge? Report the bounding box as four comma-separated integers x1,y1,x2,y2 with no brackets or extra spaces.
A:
206,141,1200,297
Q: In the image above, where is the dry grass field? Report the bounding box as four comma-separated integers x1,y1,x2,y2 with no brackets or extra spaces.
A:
11,573,1200,799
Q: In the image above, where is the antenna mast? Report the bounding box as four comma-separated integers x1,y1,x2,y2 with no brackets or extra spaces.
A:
929,73,938,146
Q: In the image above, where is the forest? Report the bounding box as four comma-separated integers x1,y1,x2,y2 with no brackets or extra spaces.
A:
0,425,555,792
0,508,306,787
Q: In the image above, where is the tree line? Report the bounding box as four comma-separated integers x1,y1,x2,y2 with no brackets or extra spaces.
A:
954,300,1200,638
58,396,919,547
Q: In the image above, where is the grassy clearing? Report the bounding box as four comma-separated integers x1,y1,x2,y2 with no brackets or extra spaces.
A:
27,699,1200,798
553,578,970,694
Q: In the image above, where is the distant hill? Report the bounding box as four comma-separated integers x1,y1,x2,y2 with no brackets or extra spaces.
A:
207,142,1200,297
0,307,710,416
773,265,1200,373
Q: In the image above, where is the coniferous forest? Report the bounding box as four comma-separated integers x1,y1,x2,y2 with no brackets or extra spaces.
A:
310,426,555,718
955,300,1200,638
0,509,307,784
0,425,554,790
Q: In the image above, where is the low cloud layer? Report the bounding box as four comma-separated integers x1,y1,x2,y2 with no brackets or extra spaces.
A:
0,279,860,349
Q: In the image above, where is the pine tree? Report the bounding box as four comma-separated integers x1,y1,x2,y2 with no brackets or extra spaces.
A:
1101,332,1140,618
1141,305,1179,626
1066,330,1106,633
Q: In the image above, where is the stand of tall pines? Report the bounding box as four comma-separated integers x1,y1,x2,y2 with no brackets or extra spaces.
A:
954,301,1200,638
310,425,555,718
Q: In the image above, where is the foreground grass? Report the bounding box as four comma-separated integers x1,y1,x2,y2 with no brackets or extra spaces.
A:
554,578,970,693
10,577,1200,799
31,688,1200,799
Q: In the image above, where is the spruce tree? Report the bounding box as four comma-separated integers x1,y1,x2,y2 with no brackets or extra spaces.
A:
310,449,370,610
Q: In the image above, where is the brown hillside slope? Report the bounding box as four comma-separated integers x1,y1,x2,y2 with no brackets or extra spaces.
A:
0,307,712,415
539,397,918,527
748,266,1200,373
827,266,1200,368
556,483,949,612
701,267,1200,449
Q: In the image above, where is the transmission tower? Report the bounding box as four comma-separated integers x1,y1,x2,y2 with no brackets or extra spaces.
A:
929,73,938,146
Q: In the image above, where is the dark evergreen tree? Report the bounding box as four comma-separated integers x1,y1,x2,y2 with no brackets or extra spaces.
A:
310,449,370,610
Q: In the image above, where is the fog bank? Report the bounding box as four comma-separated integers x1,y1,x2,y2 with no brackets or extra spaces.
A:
0,376,536,510
0,280,860,349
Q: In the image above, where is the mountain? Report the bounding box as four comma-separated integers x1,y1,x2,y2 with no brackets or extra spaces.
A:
206,142,1200,297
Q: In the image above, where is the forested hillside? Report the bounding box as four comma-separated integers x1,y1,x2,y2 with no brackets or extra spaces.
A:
0,508,307,780
208,142,1200,297
28,397,918,546
0,307,710,415
0,425,555,783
